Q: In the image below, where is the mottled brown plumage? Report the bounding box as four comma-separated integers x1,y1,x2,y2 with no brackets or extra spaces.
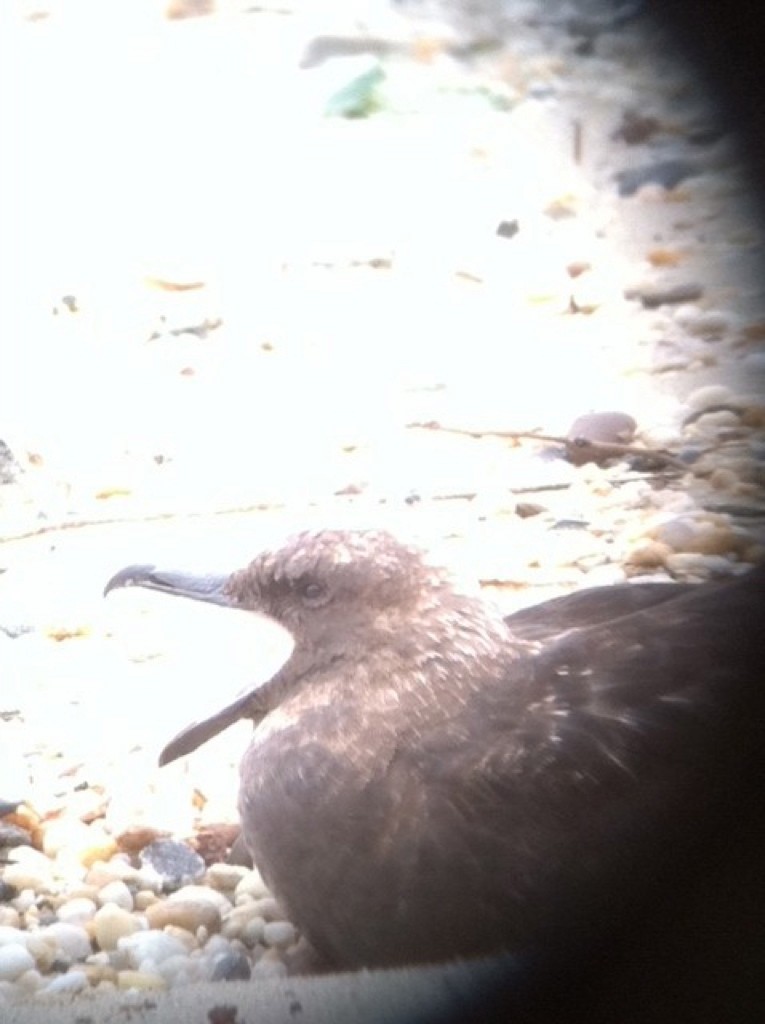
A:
105,530,765,1014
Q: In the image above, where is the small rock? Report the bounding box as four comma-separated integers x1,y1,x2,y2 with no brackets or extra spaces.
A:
234,868,270,901
69,962,118,987
683,384,735,412
0,908,20,928
155,953,198,986
93,903,145,951
162,925,197,952
0,925,28,948
3,850,56,892
86,857,140,889
674,307,731,338
205,863,250,892
625,282,704,309
248,897,284,922
56,896,98,927
565,411,637,466
168,885,232,915
624,541,672,572
210,950,252,982
40,971,89,996
0,824,32,850
116,826,170,857
97,880,134,912
262,921,297,949
16,967,44,994
42,922,92,962
664,552,739,578
251,948,288,979
616,158,700,197
144,898,221,935
118,929,188,968
0,943,34,980
650,514,739,556
515,502,546,518
116,968,167,991
221,903,266,943
0,440,22,485
140,840,206,891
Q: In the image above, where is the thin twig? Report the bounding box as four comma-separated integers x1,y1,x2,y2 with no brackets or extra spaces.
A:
405,420,689,471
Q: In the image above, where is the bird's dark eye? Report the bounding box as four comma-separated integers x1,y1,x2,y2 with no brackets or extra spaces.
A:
297,579,329,606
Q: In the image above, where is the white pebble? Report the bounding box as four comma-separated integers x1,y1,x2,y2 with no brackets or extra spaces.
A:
168,886,232,914
57,896,98,926
741,351,765,377
233,867,270,901
221,902,266,940
25,933,58,971
3,856,55,892
86,857,139,887
155,953,199,986
0,926,28,948
251,950,288,979
206,863,251,891
39,971,89,997
16,968,44,994
44,922,93,962
664,552,738,578
0,944,35,980
11,889,36,914
118,930,188,969
93,904,145,951
262,921,296,949
675,307,730,338
683,384,735,412
0,909,20,929
202,934,231,959
116,968,166,991
98,880,134,911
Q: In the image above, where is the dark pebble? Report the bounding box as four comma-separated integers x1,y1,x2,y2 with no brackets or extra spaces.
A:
0,440,22,485
0,622,34,639
496,219,519,239
140,839,206,892
616,158,700,196
0,880,17,902
0,823,33,849
515,502,546,518
625,282,704,308
211,950,252,982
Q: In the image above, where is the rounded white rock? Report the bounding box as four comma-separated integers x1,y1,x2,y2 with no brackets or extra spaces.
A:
44,922,93,962
97,880,135,912
0,944,35,981
56,896,98,926
118,929,189,968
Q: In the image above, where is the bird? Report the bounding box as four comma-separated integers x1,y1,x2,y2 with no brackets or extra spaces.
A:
104,529,765,1020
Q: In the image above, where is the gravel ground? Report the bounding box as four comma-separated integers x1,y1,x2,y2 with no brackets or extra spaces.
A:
1,0,765,1010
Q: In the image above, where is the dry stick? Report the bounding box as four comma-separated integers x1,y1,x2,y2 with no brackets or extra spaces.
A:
405,421,690,472
0,503,284,546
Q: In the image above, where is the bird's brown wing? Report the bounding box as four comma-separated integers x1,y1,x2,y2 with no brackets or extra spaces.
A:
503,580,697,644
376,566,765,965
483,566,764,787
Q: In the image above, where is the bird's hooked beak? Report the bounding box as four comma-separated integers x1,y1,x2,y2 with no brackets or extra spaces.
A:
104,563,292,766
104,564,235,608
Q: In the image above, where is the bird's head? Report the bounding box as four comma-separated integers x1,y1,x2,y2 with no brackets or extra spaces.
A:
105,529,503,764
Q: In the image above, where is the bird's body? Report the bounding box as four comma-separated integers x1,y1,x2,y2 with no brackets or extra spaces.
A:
105,530,765,1015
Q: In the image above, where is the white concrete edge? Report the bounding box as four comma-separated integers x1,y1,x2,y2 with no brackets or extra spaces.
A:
3,957,517,1024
